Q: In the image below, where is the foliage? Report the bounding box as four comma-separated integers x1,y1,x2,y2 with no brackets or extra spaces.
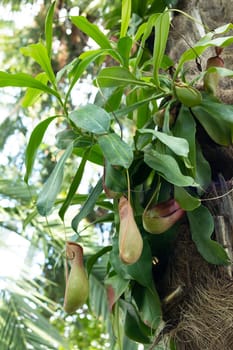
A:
0,233,68,350
1,0,233,348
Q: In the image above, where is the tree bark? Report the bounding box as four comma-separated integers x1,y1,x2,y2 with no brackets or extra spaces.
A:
162,2,233,349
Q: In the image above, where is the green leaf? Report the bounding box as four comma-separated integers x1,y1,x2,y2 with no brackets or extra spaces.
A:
110,235,132,281
21,72,49,107
71,177,103,232
213,23,233,34
55,129,80,149
45,1,56,58
122,300,151,344
120,0,131,38
109,235,153,288
149,0,169,13
59,148,90,220
0,179,36,202
37,143,73,216
104,160,127,193
66,49,123,101
173,106,196,174
135,88,152,128
69,103,111,134
153,11,170,86
135,14,159,68
139,129,189,157
98,133,134,169
97,86,124,112
20,42,56,84
192,104,233,146
195,141,211,190
198,96,233,124
126,239,153,288
24,116,58,183
0,71,59,98
89,264,112,336
71,16,112,49
205,66,233,79
117,36,133,67
144,149,197,187
175,186,201,211
105,274,129,308
79,48,123,65
87,246,112,276
113,93,163,118
187,205,230,265
133,284,162,329
74,144,104,166
0,290,68,350
96,67,151,88
176,34,233,74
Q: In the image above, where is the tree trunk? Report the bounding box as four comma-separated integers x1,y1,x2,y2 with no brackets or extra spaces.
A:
161,2,233,349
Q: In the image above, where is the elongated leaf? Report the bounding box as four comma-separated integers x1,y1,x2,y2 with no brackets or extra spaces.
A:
187,205,229,265
205,66,233,79
213,23,233,35
71,16,112,49
135,14,159,68
192,103,233,146
21,72,49,107
87,246,112,275
105,274,129,310
122,300,152,344
66,49,123,101
74,144,104,165
21,42,56,84
0,71,59,97
98,133,133,169
37,143,73,216
134,22,147,41
176,34,233,74
104,160,127,193
120,0,131,38
89,264,113,338
133,284,162,329
139,129,189,157
117,36,132,67
126,239,154,288
144,149,197,187
113,93,163,118
79,48,123,65
153,11,170,86
175,186,201,211
55,57,78,83
199,96,233,124
109,233,153,288
96,67,151,88
56,129,80,149
24,116,58,183
195,141,211,190
59,148,90,220
0,291,68,350
0,179,36,202
69,103,111,134
173,106,196,174
56,192,109,208
45,1,56,58
71,177,103,232
135,88,152,128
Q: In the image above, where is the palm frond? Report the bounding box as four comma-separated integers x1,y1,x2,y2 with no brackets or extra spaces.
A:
0,230,69,350
0,288,68,350
0,179,36,202
89,261,111,328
